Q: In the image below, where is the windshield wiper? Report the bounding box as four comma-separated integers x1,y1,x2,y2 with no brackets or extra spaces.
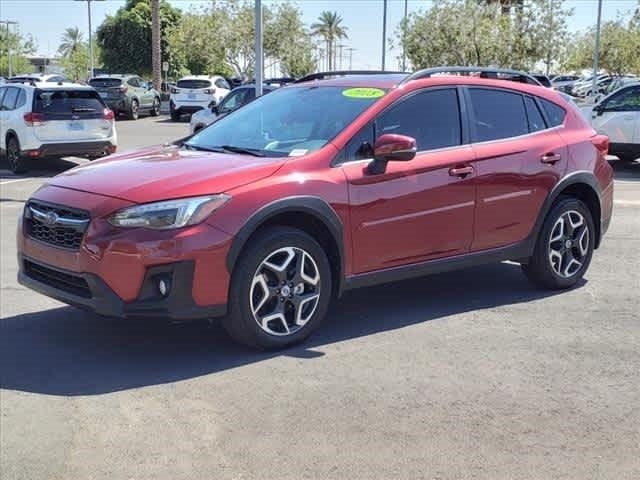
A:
217,145,265,157
183,143,226,153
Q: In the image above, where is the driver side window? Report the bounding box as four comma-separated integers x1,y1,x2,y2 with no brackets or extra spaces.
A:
605,87,640,111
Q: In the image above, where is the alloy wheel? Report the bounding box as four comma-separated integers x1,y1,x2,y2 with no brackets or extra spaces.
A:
7,139,20,172
250,247,321,336
548,210,590,278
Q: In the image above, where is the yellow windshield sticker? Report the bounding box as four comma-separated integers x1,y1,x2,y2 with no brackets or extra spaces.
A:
342,87,385,99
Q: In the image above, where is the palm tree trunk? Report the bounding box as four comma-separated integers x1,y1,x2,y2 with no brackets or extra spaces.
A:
151,0,161,91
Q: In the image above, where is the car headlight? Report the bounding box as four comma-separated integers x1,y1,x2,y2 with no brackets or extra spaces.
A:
108,195,230,230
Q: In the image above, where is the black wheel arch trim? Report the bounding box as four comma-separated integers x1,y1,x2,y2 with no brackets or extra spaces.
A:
225,196,345,293
529,171,603,249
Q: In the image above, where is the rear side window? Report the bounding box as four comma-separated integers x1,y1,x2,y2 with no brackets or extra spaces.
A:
15,89,27,109
34,90,106,116
539,99,566,127
524,96,546,133
215,78,230,90
127,77,140,87
469,89,528,142
89,78,122,88
177,79,212,89
1,87,19,110
605,87,640,111
376,88,461,151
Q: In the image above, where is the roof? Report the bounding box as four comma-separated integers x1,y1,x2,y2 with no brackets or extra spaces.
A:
179,75,223,80
4,82,94,90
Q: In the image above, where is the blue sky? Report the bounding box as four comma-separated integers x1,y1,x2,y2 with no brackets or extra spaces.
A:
1,0,636,70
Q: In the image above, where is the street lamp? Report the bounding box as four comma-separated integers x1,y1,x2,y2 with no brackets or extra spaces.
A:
254,0,263,97
0,20,18,77
591,0,603,99
381,0,388,70
74,0,105,78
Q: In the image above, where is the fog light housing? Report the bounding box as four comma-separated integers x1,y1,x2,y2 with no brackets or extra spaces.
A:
158,278,171,297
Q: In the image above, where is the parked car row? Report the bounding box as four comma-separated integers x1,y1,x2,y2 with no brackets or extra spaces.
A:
88,74,161,120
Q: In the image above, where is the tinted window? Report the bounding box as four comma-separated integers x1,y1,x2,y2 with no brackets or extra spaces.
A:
15,89,27,109
34,89,105,117
1,87,19,110
219,89,252,113
344,123,375,162
177,79,212,89
377,88,461,151
539,98,566,126
89,78,123,88
524,96,546,133
0,87,6,106
215,78,230,89
469,89,528,141
127,77,140,87
605,87,640,111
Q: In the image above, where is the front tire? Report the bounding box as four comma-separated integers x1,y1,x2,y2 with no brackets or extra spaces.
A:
6,136,27,174
522,197,595,289
223,227,332,349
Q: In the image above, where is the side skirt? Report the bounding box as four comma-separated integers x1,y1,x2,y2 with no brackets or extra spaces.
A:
343,240,534,291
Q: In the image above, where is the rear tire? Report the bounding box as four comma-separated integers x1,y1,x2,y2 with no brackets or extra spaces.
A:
222,227,332,350
6,136,27,174
128,99,139,120
150,97,160,116
522,197,595,289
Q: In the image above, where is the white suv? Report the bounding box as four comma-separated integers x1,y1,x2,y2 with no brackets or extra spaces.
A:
0,83,117,173
8,73,69,84
583,82,640,162
169,75,230,121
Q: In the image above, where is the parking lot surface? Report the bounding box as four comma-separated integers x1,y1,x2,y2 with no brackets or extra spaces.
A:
1,116,639,479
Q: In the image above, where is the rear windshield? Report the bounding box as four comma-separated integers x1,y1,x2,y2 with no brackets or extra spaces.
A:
89,78,122,88
34,89,105,117
177,79,212,89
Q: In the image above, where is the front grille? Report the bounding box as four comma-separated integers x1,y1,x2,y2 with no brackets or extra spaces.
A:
24,259,92,298
26,200,90,250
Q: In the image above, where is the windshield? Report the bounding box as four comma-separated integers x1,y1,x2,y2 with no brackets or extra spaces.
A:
178,79,212,89
186,86,385,157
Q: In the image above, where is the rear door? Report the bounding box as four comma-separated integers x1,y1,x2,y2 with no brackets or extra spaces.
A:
31,89,113,142
341,87,477,273
591,86,640,144
466,87,568,252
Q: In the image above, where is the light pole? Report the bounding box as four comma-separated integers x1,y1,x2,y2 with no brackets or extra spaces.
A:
75,0,105,78
254,0,263,97
381,0,387,70
591,0,603,99
346,47,356,70
1,20,18,77
402,0,408,71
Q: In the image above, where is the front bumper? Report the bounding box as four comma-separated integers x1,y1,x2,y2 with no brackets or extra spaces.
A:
18,255,226,320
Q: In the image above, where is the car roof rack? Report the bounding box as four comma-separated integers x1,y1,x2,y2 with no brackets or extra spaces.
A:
402,66,541,86
295,70,407,83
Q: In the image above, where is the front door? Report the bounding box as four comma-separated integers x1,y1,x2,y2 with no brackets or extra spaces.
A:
592,86,640,144
340,88,477,274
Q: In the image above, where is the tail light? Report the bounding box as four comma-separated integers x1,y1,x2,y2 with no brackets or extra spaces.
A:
103,108,115,121
591,134,609,157
171,87,180,94
204,88,216,95
107,145,117,154
24,112,46,126
118,86,128,94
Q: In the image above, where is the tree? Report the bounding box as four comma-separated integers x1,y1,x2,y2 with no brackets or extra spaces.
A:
96,0,181,76
0,28,37,77
311,11,348,70
266,3,316,77
57,27,84,58
151,0,161,91
397,0,573,72
60,43,90,81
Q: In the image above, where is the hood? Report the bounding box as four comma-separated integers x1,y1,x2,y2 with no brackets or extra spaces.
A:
47,144,286,204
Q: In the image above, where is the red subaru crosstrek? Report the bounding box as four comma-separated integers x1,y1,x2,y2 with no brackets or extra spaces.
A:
17,68,614,349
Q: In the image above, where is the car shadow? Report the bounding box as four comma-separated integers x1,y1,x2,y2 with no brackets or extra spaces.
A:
0,262,581,396
0,157,82,179
610,157,640,181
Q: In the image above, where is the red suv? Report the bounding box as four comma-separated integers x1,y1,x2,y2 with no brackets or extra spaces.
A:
17,68,614,349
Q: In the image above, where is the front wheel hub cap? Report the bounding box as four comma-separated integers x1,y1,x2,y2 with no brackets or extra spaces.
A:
548,210,590,279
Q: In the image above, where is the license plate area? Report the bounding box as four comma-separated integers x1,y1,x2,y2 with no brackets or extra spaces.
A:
68,121,84,131
188,92,196,99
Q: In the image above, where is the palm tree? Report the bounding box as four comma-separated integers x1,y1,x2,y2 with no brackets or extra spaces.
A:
311,11,348,70
151,0,161,91
58,27,84,58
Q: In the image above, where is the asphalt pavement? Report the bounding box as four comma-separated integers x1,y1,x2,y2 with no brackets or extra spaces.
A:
1,115,639,480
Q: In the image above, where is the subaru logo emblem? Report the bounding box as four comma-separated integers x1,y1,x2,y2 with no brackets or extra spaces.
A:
43,211,59,226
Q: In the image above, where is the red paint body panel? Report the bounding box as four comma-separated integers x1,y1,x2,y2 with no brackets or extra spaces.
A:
16,74,614,316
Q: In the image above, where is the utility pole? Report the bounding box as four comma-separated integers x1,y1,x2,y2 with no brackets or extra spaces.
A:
591,0,603,99
254,0,263,96
75,0,105,79
402,0,408,71
151,0,161,91
381,0,388,70
337,44,346,70
1,20,18,77
346,47,356,70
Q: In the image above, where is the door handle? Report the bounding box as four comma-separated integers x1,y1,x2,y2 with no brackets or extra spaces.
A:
541,152,562,164
449,166,473,177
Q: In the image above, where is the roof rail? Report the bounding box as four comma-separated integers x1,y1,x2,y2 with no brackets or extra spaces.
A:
295,70,407,83
402,66,541,86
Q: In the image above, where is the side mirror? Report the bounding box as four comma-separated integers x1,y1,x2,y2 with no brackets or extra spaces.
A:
209,102,219,114
367,134,417,175
594,104,605,116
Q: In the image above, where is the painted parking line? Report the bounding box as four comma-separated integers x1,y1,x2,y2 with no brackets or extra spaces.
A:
0,177,43,186
614,200,640,206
